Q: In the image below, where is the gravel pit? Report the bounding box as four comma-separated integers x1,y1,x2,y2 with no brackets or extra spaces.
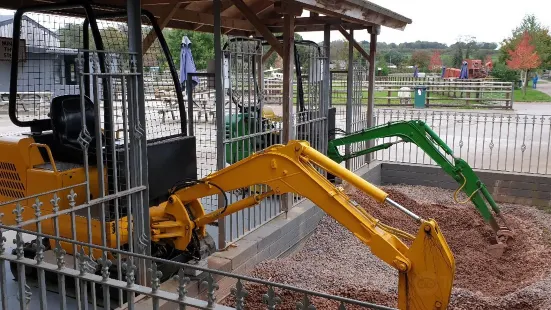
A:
221,185,551,309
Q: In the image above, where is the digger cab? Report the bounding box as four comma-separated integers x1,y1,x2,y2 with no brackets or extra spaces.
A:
0,4,198,212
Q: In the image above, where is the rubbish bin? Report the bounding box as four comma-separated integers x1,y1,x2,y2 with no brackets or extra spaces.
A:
414,86,427,108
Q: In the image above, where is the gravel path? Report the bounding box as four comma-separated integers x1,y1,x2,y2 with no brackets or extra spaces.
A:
221,185,551,309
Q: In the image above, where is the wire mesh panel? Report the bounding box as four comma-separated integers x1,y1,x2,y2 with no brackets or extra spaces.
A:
0,46,148,309
348,61,370,172
292,41,328,206
0,7,399,310
219,37,284,247
2,11,185,139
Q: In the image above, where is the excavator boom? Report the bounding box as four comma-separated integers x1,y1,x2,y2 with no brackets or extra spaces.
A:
151,140,455,310
327,120,513,255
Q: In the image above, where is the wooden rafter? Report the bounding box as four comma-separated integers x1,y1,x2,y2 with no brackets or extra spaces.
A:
262,46,275,63
194,0,234,32
230,0,283,57
293,0,410,30
143,1,182,54
338,25,370,62
169,9,255,31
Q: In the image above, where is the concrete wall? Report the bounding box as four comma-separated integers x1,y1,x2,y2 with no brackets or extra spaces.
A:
380,162,551,207
132,198,328,310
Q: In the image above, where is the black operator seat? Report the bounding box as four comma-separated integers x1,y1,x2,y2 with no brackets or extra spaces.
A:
49,94,103,165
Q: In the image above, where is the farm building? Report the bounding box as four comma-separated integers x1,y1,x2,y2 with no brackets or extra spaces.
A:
0,14,81,106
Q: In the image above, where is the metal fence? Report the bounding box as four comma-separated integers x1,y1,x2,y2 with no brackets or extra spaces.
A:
334,106,551,175
0,41,383,310
330,73,514,109
291,40,329,206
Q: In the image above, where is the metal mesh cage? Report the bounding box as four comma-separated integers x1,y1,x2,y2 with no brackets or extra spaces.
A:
7,10,184,139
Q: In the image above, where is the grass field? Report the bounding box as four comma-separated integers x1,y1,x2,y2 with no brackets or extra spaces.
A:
513,82,551,102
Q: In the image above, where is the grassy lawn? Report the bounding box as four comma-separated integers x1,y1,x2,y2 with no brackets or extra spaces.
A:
331,90,485,105
513,82,551,102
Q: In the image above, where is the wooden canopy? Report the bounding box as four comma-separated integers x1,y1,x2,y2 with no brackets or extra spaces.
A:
0,0,411,36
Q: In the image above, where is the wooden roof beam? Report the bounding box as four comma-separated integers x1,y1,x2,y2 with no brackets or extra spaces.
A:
168,8,255,31
267,22,368,33
262,46,276,64
264,16,341,26
292,0,410,30
142,0,203,6
164,19,249,36
230,0,283,57
143,1,182,54
194,0,233,32
338,24,370,61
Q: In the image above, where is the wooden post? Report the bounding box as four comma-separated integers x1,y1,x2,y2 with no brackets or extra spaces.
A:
426,85,430,107
466,83,471,106
365,25,379,163
345,29,354,170
257,50,264,115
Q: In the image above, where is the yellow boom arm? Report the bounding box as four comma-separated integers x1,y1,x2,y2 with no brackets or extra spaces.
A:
150,140,455,310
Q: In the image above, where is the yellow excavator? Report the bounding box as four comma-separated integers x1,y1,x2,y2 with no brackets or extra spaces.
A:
0,2,454,309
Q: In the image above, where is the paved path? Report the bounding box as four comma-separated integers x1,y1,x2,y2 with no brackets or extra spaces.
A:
536,80,551,96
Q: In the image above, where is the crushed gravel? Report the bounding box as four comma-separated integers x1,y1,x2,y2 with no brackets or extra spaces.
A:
221,185,551,309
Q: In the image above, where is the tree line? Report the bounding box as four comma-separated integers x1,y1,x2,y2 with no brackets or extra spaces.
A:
54,13,551,92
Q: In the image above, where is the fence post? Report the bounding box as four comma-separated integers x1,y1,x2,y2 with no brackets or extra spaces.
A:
509,83,514,109
345,29,354,170
365,26,379,163
426,85,430,107
213,0,227,249
466,83,470,106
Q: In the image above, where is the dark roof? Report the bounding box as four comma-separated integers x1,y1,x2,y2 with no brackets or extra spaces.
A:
0,14,58,38
0,15,12,23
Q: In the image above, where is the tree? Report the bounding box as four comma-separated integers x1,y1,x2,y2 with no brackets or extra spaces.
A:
429,50,442,71
164,29,214,71
452,43,463,68
490,62,518,83
384,50,405,68
58,24,86,49
506,32,541,95
410,50,431,71
500,14,551,70
462,36,478,59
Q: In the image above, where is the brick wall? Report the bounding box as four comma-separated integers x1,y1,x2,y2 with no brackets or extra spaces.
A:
380,162,551,207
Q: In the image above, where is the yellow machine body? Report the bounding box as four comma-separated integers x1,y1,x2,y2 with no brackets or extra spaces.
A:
1,135,455,309
149,140,456,310
0,135,126,258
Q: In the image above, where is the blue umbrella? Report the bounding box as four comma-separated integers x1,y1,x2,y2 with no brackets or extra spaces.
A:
441,66,446,78
180,36,199,90
413,65,418,78
459,61,469,79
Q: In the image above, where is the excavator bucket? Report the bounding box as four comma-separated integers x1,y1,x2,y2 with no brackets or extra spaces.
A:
487,243,507,258
488,224,515,258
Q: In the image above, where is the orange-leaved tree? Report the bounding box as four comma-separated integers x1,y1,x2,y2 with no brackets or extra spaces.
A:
506,31,541,95
429,50,443,71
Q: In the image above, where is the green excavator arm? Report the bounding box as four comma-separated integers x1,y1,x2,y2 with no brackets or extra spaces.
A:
327,120,513,254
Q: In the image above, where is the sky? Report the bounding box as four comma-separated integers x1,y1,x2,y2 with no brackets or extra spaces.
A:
299,0,551,46
0,1,548,46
